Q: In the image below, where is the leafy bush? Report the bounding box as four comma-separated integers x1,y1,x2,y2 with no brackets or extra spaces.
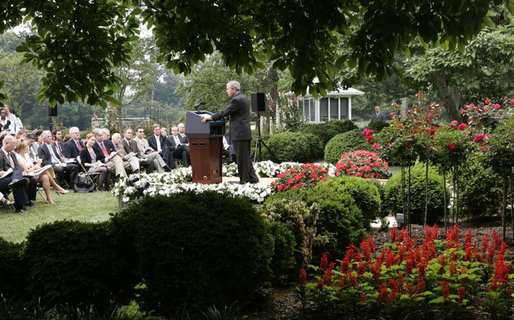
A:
270,163,329,192
335,150,389,179
324,129,373,164
259,196,320,269
383,164,446,224
366,120,390,133
0,238,26,300
459,153,502,217
112,192,272,316
261,131,323,162
266,221,297,283
23,220,135,312
299,120,358,145
316,175,381,224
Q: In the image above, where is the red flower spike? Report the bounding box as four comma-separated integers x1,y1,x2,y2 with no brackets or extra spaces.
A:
298,268,307,285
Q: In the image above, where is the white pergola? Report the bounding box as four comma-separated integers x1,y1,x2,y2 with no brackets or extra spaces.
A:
297,87,364,123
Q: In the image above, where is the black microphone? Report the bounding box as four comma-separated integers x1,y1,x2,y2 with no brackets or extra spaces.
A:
193,102,206,112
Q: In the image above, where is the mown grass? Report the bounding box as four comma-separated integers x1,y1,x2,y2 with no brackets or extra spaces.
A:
0,190,118,243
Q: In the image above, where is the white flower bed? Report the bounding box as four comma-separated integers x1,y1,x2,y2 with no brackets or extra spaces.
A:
112,161,336,205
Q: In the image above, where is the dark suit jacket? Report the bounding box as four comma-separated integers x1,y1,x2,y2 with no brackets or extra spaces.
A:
62,139,84,159
211,91,251,141
0,149,19,171
38,143,64,167
167,135,188,150
147,135,168,152
178,133,189,144
92,140,115,163
371,111,386,122
120,139,139,156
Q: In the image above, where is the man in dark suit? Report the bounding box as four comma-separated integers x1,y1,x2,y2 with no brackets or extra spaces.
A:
201,80,259,184
177,123,189,144
0,135,30,212
370,106,387,122
167,126,190,167
121,128,160,173
52,129,66,159
92,128,130,178
62,127,84,159
38,130,79,189
147,124,175,169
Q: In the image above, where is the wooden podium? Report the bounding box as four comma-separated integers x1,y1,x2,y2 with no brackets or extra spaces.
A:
185,111,225,184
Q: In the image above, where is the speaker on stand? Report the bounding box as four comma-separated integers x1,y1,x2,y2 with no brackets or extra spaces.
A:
46,102,57,131
251,93,279,162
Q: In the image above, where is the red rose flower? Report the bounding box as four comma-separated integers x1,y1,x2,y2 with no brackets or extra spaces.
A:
448,144,456,152
457,123,467,130
484,99,489,105
492,103,501,109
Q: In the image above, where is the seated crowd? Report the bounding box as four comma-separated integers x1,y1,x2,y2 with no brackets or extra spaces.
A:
0,121,200,213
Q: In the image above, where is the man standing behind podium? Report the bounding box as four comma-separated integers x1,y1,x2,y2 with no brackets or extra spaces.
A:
201,80,259,184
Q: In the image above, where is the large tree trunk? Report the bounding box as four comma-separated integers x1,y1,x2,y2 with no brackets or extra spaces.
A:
434,73,462,121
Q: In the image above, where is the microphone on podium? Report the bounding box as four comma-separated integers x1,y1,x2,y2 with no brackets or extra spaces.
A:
193,102,206,112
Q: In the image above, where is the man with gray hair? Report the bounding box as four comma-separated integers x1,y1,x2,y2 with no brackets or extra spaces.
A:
201,80,259,184
38,130,79,189
0,135,30,212
62,126,83,159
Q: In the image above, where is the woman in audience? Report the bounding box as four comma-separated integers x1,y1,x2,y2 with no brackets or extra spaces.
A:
15,138,68,204
80,133,113,191
31,129,44,154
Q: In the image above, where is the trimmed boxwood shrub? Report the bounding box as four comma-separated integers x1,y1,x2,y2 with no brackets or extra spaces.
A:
112,192,272,316
459,153,502,217
383,164,446,224
22,220,135,312
266,221,297,283
324,129,373,164
264,185,368,260
261,131,323,162
366,121,390,133
0,238,26,300
299,120,358,146
315,175,381,224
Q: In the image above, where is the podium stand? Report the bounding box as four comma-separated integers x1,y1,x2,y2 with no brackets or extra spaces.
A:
185,111,225,184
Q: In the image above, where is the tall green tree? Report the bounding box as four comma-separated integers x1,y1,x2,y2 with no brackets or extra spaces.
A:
405,26,514,121
1,0,509,107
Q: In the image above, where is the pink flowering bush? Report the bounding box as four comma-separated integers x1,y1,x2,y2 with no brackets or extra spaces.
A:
335,150,389,179
270,163,329,192
462,98,512,132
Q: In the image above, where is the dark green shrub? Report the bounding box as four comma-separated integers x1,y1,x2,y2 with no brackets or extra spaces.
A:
23,220,135,312
316,175,381,224
366,121,390,133
263,185,368,260
259,196,319,269
0,238,26,300
383,164,446,224
459,153,502,217
324,129,373,164
299,120,358,145
266,221,297,283
261,131,323,162
113,192,272,316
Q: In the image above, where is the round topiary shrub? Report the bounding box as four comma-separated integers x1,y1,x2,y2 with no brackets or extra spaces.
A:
299,120,358,145
316,175,381,224
383,164,446,224
113,192,272,316
324,129,373,164
0,238,26,300
23,220,135,312
262,131,323,162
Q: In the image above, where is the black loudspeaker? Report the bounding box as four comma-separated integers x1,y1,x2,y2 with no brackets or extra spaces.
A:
251,93,266,112
46,104,57,116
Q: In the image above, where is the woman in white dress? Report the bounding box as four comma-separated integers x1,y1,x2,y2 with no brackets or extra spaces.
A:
14,138,68,204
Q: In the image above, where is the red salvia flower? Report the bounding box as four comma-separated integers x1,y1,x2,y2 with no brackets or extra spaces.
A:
298,268,307,285
320,253,328,271
458,286,466,303
439,281,450,299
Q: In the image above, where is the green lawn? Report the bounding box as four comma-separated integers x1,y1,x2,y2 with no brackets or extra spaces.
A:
0,190,118,243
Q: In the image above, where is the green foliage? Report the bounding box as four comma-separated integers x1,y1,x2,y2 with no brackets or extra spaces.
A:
266,221,297,283
383,164,446,224
0,238,26,300
259,195,320,269
366,120,390,133
459,153,502,217
324,129,372,164
262,131,323,162
318,175,381,223
112,192,272,316
298,120,358,146
22,220,135,312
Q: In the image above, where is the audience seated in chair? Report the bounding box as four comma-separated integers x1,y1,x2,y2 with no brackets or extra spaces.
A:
133,126,170,172
147,124,175,169
37,130,79,189
92,128,131,178
0,135,30,213
111,132,141,174
80,133,113,191
167,126,190,167
15,138,68,204
120,128,161,173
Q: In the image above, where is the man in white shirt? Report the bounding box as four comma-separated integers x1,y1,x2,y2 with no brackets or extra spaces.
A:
38,130,79,189
2,106,23,135
177,123,189,144
167,126,190,167
147,124,174,169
